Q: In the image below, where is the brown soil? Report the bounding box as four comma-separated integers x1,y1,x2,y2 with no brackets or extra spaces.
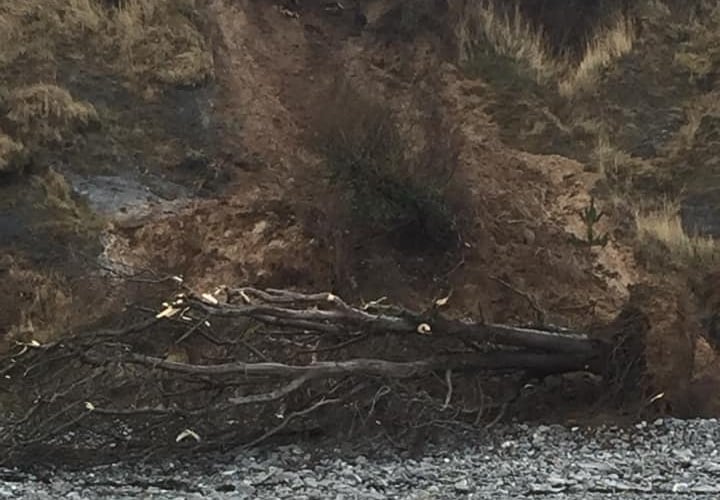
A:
95,0,715,416
2,0,718,426
108,1,639,320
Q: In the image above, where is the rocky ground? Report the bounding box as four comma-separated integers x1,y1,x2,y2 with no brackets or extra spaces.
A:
2,418,719,499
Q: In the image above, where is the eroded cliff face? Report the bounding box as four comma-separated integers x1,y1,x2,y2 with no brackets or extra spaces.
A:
101,1,636,318
1,0,718,417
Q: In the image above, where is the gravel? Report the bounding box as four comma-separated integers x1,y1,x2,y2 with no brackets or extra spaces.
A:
2,418,720,499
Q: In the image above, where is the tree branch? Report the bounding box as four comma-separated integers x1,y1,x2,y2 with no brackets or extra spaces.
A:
126,350,597,379
188,288,602,355
228,374,312,405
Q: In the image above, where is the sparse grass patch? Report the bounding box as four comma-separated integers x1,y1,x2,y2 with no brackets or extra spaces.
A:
559,14,635,97
672,2,720,86
635,200,720,268
31,168,105,236
452,1,635,163
4,84,99,145
663,91,720,156
0,0,213,93
589,137,672,195
454,0,562,86
110,0,213,89
2,254,74,348
657,90,720,194
0,132,27,175
589,138,635,178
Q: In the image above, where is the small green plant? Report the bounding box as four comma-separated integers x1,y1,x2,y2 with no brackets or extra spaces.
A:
579,196,609,247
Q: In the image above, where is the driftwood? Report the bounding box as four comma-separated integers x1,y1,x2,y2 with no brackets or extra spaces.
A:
0,286,611,466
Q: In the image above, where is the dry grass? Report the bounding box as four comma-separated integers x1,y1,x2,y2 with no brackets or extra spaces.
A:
5,84,99,144
1,254,73,349
559,14,635,97
111,0,213,88
0,0,212,90
589,137,655,189
0,0,213,181
454,0,635,96
635,200,720,268
0,132,26,174
64,0,106,33
0,0,105,69
31,167,105,235
454,0,562,84
664,91,720,155
672,1,720,84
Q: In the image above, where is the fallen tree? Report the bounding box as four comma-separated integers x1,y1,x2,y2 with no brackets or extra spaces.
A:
0,286,619,467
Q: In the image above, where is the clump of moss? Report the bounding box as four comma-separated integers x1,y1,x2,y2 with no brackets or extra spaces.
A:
4,84,99,145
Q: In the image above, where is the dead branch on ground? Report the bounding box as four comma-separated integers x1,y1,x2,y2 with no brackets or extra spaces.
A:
0,286,611,467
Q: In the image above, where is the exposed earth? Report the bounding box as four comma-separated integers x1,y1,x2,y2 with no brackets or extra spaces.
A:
2,0,720,490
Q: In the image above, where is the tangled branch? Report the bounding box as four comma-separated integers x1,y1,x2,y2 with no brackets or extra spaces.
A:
0,286,611,466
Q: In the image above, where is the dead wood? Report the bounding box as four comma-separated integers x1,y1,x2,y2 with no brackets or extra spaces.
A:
126,350,595,379
193,287,605,355
0,285,611,466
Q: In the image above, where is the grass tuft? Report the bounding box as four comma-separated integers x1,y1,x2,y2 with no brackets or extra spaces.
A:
31,167,105,236
455,0,561,85
635,200,720,268
559,14,635,97
2,255,74,348
112,0,214,88
63,0,106,34
454,0,635,95
5,84,99,144
0,0,213,91
664,91,720,155
0,132,26,174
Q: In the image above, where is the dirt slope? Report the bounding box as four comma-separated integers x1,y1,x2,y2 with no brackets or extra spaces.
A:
106,1,638,325
2,0,717,421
